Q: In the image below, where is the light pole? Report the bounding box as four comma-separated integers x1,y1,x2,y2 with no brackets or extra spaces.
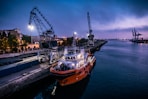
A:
28,25,34,44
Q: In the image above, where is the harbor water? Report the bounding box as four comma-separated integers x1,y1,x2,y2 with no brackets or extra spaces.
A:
8,40,148,99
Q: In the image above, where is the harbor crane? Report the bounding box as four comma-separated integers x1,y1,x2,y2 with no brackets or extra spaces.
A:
87,12,94,46
132,28,142,40
28,7,59,63
28,7,57,48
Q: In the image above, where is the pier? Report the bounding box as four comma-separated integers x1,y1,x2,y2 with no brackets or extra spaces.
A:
90,40,108,53
0,40,107,99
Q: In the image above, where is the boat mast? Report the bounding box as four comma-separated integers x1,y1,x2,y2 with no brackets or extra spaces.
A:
72,32,77,47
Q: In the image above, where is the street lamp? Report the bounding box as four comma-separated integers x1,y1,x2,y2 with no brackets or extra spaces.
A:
28,25,34,31
28,25,34,44
86,33,89,37
74,31,77,35
73,31,78,38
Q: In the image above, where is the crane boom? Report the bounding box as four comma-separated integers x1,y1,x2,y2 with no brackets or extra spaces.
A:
28,7,60,64
28,7,58,50
87,12,92,34
28,7,54,39
87,12,94,47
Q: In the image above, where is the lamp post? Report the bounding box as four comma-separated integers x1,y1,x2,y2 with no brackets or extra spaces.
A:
28,25,34,44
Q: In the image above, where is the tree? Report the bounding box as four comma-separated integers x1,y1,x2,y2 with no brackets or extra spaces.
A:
22,35,31,43
2,31,7,38
0,37,9,53
21,35,31,51
0,32,9,53
78,38,88,46
8,34,19,52
66,37,73,46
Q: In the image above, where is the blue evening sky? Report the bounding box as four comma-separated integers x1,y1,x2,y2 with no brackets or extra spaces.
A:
0,0,148,39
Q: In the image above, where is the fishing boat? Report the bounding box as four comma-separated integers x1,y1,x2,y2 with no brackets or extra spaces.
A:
50,33,96,86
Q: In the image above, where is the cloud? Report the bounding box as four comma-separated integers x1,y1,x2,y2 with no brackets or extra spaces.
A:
0,0,148,39
124,0,148,17
93,15,148,31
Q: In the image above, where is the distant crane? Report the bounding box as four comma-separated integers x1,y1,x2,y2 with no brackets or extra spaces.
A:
87,12,94,46
132,28,142,40
28,7,56,48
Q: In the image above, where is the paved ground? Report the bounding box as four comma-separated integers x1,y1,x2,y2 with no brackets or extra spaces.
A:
0,62,50,88
0,50,40,59
0,56,38,71
0,62,52,99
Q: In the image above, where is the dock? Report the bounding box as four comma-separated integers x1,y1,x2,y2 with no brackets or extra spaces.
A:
90,40,108,53
0,63,51,98
130,39,148,43
0,40,107,99
0,50,39,66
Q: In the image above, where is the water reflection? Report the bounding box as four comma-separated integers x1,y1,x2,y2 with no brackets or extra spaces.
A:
35,75,90,99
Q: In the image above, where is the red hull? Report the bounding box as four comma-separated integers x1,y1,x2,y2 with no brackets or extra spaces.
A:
58,58,96,86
